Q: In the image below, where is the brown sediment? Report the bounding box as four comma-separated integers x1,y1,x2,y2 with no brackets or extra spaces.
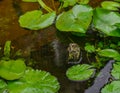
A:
0,0,57,53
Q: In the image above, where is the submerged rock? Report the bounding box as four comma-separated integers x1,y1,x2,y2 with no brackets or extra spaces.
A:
85,60,115,93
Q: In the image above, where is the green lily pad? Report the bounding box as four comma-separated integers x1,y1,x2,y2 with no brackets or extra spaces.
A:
0,59,26,80
66,64,95,81
56,5,93,33
98,49,120,61
7,69,60,93
19,10,56,30
93,8,120,37
59,0,78,8
101,1,120,11
111,62,120,79
22,0,37,2
101,81,120,93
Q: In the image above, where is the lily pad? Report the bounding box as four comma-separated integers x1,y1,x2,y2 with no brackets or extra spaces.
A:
59,0,78,8
22,0,37,2
56,5,93,33
101,1,120,11
0,59,26,80
98,49,120,61
101,81,120,93
111,62,120,79
93,8,120,37
66,64,95,81
19,10,56,30
7,69,60,93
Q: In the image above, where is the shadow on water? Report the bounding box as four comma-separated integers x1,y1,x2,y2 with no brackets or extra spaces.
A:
0,0,114,93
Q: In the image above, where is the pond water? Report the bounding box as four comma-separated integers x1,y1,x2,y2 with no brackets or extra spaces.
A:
0,0,112,93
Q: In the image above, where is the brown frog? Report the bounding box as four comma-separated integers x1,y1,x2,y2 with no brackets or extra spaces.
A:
67,43,82,64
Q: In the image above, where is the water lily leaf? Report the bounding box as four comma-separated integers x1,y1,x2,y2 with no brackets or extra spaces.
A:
19,10,56,30
111,62,120,79
98,49,120,61
66,64,95,81
56,5,93,33
7,69,60,93
101,1,120,11
101,81,120,93
22,0,37,2
0,59,26,80
59,0,78,8
93,8,120,37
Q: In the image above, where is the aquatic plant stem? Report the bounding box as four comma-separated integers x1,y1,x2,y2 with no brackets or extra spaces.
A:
51,0,56,11
37,0,53,12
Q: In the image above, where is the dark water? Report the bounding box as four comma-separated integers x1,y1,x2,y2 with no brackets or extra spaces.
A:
0,0,112,93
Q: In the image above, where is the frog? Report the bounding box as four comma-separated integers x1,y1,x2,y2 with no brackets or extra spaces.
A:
67,43,82,64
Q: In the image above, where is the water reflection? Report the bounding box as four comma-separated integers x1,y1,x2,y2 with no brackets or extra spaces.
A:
29,39,90,93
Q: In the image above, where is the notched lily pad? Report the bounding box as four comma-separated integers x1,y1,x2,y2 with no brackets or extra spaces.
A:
93,8,120,37
66,64,95,81
19,10,56,30
0,59,26,80
111,62,120,79
7,69,60,93
101,81,120,93
56,4,93,33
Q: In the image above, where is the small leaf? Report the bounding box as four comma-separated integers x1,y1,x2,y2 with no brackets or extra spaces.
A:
85,43,95,53
22,0,37,2
0,59,26,80
101,81,120,93
111,62,120,79
19,10,56,30
78,0,90,4
7,69,60,93
101,1,120,11
66,64,95,81
56,5,93,33
98,49,120,61
93,8,120,37
59,0,78,8
4,41,11,58
0,79,7,89
59,0,90,8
